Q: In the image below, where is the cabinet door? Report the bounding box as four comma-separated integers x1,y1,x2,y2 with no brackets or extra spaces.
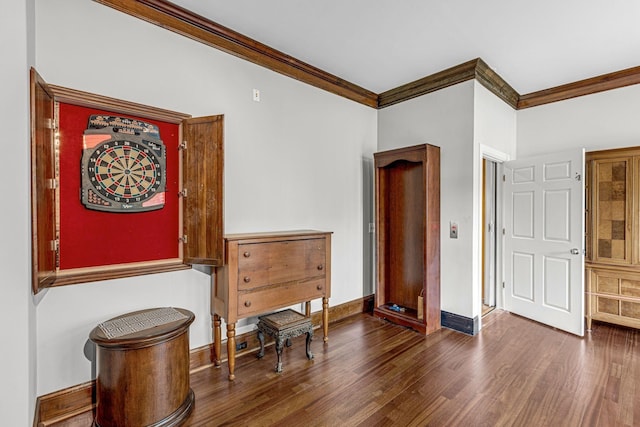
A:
30,68,58,292
182,115,224,266
590,157,633,265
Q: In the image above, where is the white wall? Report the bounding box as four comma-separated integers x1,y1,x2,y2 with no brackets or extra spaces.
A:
1,0,36,424
472,83,516,323
377,81,476,317
517,85,640,157
34,0,377,396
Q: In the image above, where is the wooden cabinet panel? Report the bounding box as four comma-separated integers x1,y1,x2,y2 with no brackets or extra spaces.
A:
213,230,332,380
621,279,640,297
586,147,640,330
589,156,632,265
374,144,440,335
30,68,57,293
182,115,224,266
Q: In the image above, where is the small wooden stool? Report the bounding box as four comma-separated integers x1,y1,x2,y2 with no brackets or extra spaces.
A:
257,309,313,373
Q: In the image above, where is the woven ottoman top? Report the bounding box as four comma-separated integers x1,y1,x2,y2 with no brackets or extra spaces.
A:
258,309,309,329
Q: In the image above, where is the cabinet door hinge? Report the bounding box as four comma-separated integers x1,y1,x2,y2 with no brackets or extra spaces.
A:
178,189,188,198
47,178,57,189
179,235,188,243
179,140,187,150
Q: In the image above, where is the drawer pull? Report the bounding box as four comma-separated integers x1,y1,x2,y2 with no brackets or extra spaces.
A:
243,276,251,283
243,251,251,258
317,285,323,290
244,300,252,307
317,264,324,271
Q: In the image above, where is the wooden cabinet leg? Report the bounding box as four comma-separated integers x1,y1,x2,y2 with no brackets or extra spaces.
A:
322,297,329,343
305,301,311,317
212,314,221,367
226,323,236,381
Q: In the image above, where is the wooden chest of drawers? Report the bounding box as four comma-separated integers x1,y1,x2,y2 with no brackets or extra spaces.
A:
212,230,332,380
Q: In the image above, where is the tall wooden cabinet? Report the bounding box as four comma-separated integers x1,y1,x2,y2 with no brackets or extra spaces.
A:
586,147,640,330
374,144,441,334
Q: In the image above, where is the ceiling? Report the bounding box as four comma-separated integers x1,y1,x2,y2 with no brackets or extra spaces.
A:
169,0,640,95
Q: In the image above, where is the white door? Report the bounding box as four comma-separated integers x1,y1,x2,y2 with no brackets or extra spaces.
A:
503,149,585,336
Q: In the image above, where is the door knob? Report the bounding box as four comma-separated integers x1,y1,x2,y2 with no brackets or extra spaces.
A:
570,248,580,255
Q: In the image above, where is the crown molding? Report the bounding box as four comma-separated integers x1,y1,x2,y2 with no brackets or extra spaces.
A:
517,64,640,109
474,58,519,109
95,0,640,111
378,58,519,109
377,59,477,108
95,0,379,108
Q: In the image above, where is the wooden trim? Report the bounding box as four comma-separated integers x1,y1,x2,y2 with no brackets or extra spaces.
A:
518,64,640,109
49,84,191,123
49,259,191,288
586,145,640,160
378,59,477,109
91,1,640,110
378,58,519,109
35,381,94,427
34,295,373,426
474,58,519,109
94,0,378,108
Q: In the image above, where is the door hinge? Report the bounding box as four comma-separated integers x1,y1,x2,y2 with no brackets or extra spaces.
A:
179,140,187,150
47,178,57,189
502,228,506,236
502,281,505,289
179,235,188,243
502,174,506,182
50,239,58,252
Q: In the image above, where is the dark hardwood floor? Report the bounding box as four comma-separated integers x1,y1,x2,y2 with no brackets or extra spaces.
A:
60,310,639,426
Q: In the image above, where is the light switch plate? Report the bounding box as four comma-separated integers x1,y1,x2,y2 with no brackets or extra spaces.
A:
450,222,458,239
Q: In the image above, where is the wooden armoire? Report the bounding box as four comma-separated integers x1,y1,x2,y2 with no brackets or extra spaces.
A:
373,144,441,334
586,147,640,330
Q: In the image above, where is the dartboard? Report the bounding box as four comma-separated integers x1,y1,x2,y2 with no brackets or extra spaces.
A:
81,116,166,213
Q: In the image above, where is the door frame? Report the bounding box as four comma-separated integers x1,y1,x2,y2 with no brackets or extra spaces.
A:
477,145,510,332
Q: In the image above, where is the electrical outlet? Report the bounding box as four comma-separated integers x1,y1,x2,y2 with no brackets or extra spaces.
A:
236,341,247,351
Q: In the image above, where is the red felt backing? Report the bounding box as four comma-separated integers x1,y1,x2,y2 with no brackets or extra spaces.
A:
58,103,180,269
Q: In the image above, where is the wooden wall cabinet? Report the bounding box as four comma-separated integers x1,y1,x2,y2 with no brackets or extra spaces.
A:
586,148,640,330
30,68,224,293
213,230,332,380
374,144,441,334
